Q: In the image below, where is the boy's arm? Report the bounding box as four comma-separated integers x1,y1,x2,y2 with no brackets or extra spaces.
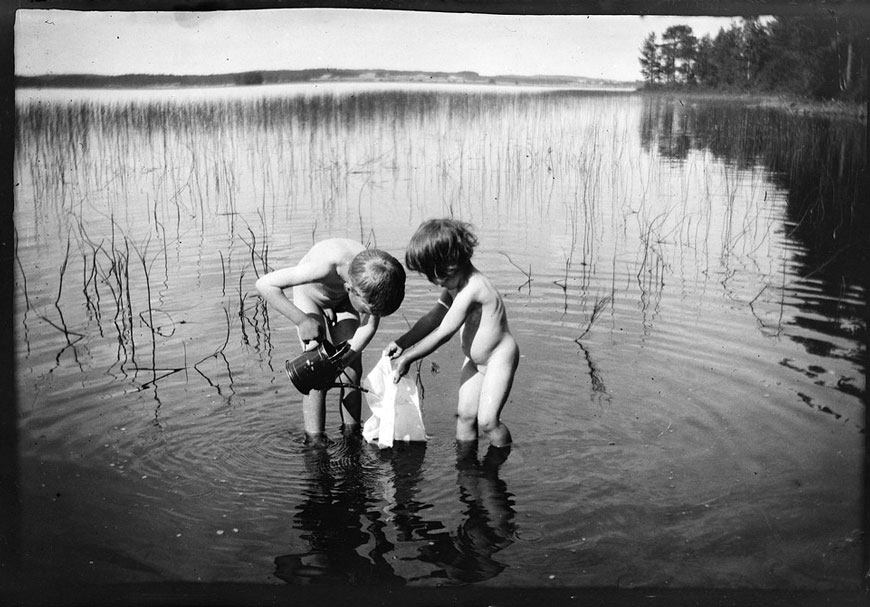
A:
341,314,381,365
255,260,332,343
393,286,475,379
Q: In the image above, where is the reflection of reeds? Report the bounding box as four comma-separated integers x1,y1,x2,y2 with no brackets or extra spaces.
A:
575,293,613,343
576,340,609,403
219,251,227,297
194,308,234,395
16,225,86,349
498,251,532,292
240,225,268,278
68,208,246,393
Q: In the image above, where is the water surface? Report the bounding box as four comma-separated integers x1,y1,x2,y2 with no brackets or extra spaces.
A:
14,83,867,590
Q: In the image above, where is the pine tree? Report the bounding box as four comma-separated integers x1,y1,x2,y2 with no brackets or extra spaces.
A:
638,32,659,84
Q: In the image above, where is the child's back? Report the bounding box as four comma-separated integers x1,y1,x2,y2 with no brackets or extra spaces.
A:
256,238,405,441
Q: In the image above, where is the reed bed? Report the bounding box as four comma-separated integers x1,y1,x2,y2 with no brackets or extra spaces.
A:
13,86,866,405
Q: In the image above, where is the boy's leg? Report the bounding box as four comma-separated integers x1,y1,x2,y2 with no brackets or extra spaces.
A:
292,288,328,439
457,358,484,442
302,389,328,440
330,311,362,429
477,345,519,448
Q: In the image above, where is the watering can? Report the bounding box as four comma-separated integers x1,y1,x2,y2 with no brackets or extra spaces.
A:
284,340,365,394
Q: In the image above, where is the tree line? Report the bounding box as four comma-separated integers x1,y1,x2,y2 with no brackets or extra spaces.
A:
639,15,868,102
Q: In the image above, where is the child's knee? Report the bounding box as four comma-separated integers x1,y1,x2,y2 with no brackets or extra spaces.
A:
477,413,502,435
456,410,477,428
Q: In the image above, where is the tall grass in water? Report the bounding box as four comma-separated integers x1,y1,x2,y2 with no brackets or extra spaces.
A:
14,87,865,405
15,93,291,398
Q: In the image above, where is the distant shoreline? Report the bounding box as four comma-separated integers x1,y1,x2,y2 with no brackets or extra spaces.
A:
15,68,638,91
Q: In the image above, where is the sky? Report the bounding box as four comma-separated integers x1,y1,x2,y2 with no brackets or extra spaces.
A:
15,9,751,82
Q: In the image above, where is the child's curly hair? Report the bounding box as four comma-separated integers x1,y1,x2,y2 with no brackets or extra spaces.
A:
348,249,406,316
405,218,478,282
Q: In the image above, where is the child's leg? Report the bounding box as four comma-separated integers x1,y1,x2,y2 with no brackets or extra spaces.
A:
292,289,328,438
337,359,362,428
457,358,484,442
302,389,327,438
330,311,362,429
477,344,519,448
455,437,479,469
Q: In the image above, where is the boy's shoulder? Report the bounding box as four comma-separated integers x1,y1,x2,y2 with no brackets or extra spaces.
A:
312,237,364,249
306,238,365,261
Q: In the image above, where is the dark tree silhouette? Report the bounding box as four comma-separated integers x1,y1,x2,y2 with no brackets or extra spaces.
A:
638,32,659,84
638,15,869,102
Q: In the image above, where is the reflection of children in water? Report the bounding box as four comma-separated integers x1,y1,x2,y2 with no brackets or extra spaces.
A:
274,432,404,586
374,442,446,544
415,442,516,584
275,436,516,586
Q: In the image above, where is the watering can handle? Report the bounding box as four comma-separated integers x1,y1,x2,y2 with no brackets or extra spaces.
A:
329,341,352,369
329,342,367,392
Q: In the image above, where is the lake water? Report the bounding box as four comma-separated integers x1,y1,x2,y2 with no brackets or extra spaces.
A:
12,83,867,592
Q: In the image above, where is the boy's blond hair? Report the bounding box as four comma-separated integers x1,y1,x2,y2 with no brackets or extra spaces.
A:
349,249,406,316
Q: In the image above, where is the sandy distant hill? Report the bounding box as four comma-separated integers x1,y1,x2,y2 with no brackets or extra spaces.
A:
16,68,638,90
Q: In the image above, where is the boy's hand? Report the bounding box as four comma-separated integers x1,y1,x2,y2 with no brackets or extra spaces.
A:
392,355,410,383
383,341,404,359
298,317,324,350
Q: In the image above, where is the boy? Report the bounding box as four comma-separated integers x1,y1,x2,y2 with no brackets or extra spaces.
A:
256,238,405,442
386,219,519,448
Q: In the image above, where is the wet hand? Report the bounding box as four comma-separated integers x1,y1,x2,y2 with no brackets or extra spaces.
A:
392,355,410,383
298,317,324,350
383,341,404,359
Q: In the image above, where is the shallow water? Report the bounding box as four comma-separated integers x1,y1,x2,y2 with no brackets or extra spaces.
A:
13,83,867,589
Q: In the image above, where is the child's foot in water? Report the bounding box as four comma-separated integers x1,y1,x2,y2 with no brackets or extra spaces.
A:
455,439,479,470
482,443,511,471
303,431,329,448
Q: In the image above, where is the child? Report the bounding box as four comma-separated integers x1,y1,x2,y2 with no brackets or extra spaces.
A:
256,238,405,442
386,219,519,448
